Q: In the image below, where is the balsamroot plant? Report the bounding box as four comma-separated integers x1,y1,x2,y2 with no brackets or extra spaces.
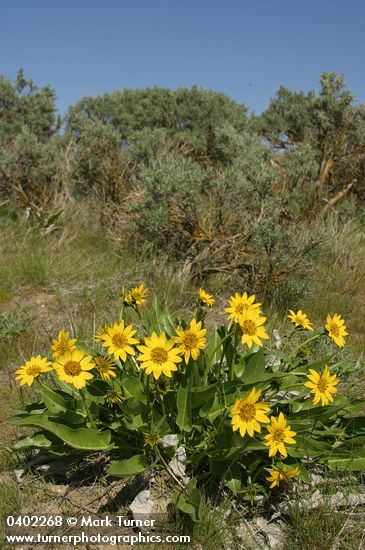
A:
11,285,365,521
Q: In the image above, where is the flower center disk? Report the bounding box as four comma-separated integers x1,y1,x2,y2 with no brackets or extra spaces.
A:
64,361,82,376
273,428,285,442
112,333,128,348
238,403,256,422
241,320,257,336
183,333,198,349
150,347,168,365
26,365,41,376
328,323,340,337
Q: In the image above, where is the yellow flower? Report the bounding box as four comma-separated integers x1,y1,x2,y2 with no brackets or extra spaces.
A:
304,365,339,406
288,309,313,331
238,309,269,348
53,349,95,389
325,313,348,347
119,284,148,306
15,355,52,386
119,287,133,305
225,292,261,323
105,388,122,405
266,465,300,489
94,355,117,381
143,431,160,448
231,387,271,438
264,413,297,458
198,288,215,307
137,332,182,379
94,323,109,342
130,284,148,305
174,319,207,363
100,321,139,362
51,329,77,359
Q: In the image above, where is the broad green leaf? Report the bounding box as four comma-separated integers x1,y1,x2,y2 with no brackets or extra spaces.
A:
36,385,72,414
123,374,147,404
109,455,149,477
11,413,113,450
327,449,365,471
152,296,175,337
171,478,203,522
191,384,217,409
225,479,242,495
176,370,193,432
12,432,61,450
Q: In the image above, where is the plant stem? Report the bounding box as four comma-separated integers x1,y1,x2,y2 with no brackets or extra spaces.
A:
288,333,322,361
80,389,96,429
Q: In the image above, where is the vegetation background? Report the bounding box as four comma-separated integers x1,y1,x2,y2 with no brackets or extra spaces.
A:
0,69,364,548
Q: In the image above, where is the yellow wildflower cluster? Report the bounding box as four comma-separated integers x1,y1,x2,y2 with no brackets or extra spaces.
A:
225,292,269,348
120,283,148,307
13,284,352,495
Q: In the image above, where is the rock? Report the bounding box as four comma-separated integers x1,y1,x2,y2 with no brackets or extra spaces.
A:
236,519,268,548
160,434,179,448
167,446,190,486
129,489,152,524
46,484,69,497
255,517,287,549
273,329,282,349
14,469,25,484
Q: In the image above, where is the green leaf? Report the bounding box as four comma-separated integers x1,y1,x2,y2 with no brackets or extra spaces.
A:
11,413,113,450
225,478,242,495
171,478,203,522
123,375,147,404
207,327,223,367
11,432,62,450
176,370,193,432
191,384,217,409
327,449,365,471
109,455,149,477
152,296,175,337
36,385,73,415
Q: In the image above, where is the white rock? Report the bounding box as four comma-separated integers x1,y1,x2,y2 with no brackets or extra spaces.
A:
160,434,179,448
129,489,152,523
255,517,287,549
167,446,190,486
14,469,25,484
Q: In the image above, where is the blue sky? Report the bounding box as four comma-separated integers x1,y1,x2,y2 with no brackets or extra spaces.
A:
1,0,364,115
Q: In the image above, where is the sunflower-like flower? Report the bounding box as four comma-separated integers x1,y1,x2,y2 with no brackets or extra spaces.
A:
94,355,117,381
266,465,300,489
288,309,313,331
231,387,271,438
105,388,122,405
174,319,207,363
325,314,348,347
120,284,148,306
94,323,110,342
225,292,261,323
119,287,133,305
53,349,95,389
51,329,77,359
99,321,139,362
238,309,269,348
137,332,182,379
304,365,339,406
130,284,148,305
263,413,297,458
15,355,52,386
143,431,160,448
198,288,215,307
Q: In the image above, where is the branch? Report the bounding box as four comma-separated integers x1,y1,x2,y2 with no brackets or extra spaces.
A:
321,179,356,217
